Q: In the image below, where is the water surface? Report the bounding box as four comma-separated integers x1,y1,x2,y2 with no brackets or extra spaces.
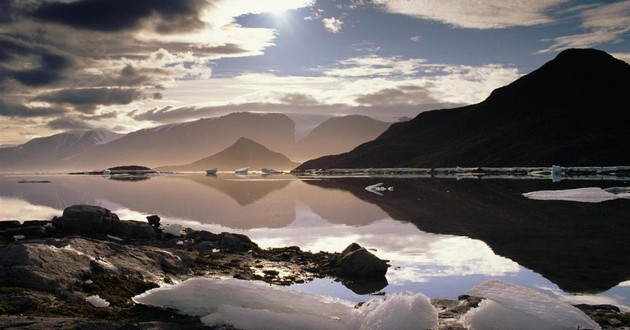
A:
1,173,628,309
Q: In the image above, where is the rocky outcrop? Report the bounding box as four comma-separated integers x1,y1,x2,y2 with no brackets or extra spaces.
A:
52,205,155,239
336,242,389,278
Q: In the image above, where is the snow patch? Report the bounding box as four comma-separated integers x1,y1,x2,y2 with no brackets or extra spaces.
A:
523,187,630,203
133,278,438,330
462,280,600,330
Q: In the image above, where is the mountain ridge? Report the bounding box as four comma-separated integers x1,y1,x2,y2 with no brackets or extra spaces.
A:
296,48,630,170
156,137,300,172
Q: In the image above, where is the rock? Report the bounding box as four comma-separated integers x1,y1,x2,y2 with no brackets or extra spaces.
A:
337,243,388,278
113,220,156,239
219,233,245,252
186,230,219,242
53,205,120,234
146,215,161,229
0,221,21,230
21,220,51,227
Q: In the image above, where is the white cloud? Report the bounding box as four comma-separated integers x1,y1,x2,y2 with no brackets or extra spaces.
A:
320,55,426,77
322,17,344,33
372,0,568,29
612,52,630,63
538,1,630,53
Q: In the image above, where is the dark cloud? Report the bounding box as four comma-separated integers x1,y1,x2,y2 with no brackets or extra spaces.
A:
355,84,465,110
0,100,67,118
35,87,143,113
31,0,209,33
46,116,93,130
0,36,74,88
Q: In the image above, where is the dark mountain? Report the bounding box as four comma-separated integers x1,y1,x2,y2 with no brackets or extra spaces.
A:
0,129,123,172
65,112,296,170
157,137,300,172
297,49,630,170
290,115,391,162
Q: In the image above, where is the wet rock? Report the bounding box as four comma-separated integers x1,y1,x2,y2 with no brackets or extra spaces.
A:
337,242,388,278
53,205,120,234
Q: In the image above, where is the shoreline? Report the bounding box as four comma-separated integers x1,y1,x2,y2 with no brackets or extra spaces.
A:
1,207,629,329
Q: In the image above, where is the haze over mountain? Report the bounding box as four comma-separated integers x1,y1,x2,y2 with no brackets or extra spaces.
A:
297,49,630,170
0,112,391,172
63,112,296,171
291,115,390,162
156,137,300,172
0,130,122,172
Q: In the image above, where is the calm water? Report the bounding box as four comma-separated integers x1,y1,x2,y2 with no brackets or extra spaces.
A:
1,173,629,309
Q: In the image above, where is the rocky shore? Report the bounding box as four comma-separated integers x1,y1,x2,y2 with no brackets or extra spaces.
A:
1,205,628,329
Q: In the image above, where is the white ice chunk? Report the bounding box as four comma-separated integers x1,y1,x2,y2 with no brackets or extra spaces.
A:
353,292,438,330
462,280,600,330
133,278,438,330
86,295,110,308
523,187,630,203
163,224,183,237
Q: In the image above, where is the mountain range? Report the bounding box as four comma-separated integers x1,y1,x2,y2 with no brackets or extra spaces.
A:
0,130,123,172
157,137,300,172
0,113,390,172
297,49,630,170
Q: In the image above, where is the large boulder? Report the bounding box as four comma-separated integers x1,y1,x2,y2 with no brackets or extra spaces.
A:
52,205,155,239
337,243,388,278
53,205,120,234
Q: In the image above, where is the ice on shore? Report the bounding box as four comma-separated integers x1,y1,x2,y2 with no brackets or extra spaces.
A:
86,295,110,308
462,280,600,330
133,278,438,330
523,186,630,203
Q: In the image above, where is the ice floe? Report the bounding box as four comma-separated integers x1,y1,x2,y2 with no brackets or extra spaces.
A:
523,187,630,203
462,280,600,330
133,277,438,330
86,295,110,308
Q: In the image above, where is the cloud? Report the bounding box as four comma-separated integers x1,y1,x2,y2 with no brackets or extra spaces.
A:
372,0,567,29
612,52,630,63
410,36,422,42
355,85,463,108
31,0,208,33
322,17,344,33
0,100,67,118
320,55,426,77
35,88,143,113
538,1,630,53
0,35,74,88
46,116,93,130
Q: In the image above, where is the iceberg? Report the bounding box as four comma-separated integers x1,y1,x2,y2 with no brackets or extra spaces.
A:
462,280,600,330
133,278,438,330
523,186,630,203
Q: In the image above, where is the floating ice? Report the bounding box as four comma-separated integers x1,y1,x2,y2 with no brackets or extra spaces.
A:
523,186,630,203
86,295,110,308
133,278,437,330
462,280,600,330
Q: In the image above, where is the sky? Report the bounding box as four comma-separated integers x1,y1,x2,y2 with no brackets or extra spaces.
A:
1,0,629,146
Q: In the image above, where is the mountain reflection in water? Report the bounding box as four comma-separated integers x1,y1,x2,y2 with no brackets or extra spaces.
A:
1,173,628,305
